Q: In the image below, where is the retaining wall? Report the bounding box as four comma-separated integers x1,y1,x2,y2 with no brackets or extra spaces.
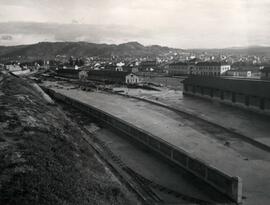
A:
43,87,243,204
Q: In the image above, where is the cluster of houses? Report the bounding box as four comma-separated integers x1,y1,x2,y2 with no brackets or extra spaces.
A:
3,62,48,73
3,58,270,82
5,64,23,72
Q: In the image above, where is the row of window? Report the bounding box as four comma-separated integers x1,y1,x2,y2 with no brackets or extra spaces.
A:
169,66,230,72
196,72,221,76
126,77,139,83
195,67,230,71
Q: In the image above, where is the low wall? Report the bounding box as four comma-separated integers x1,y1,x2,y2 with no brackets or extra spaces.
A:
43,87,243,204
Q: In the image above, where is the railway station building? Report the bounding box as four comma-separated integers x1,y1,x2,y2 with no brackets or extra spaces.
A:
183,76,270,115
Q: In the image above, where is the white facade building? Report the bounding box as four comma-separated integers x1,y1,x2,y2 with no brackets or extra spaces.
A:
194,62,230,76
125,73,140,84
226,69,252,78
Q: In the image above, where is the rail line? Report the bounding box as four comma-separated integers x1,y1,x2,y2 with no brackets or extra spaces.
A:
59,101,215,205
113,92,270,153
43,75,270,153
94,135,213,205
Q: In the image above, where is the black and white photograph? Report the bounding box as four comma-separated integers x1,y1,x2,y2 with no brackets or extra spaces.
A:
0,0,270,204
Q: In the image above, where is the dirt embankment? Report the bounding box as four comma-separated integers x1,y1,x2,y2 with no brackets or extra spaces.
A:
0,73,137,205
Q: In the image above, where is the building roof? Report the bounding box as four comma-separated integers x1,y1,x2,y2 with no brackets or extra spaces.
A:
196,61,230,66
261,67,270,72
87,70,129,77
56,69,131,82
169,62,188,66
126,72,139,76
140,61,157,66
227,69,251,72
183,76,270,98
231,66,261,71
188,58,201,62
57,68,80,74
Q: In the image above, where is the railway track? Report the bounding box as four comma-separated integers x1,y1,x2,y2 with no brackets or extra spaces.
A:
85,127,215,204
57,100,215,205
45,75,270,154
41,77,255,204
113,92,270,153
93,135,213,205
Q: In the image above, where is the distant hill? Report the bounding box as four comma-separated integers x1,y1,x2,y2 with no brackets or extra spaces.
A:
0,41,182,59
188,46,270,58
1,42,269,61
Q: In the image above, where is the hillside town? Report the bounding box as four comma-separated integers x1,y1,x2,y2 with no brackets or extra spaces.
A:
1,43,270,81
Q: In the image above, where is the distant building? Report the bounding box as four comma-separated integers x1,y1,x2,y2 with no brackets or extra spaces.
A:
115,66,123,71
131,67,139,73
125,73,141,84
139,60,157,72
57,68,142,85
105,64,117,71
183,75,270,114
78,70,88,82
226,69,252,78
260,67,270,80
187,58,200,75
116,62,125,71
226,66,262,78
168,62,189,76
86,70,128,83
140,60,156,67
5,64,22,72
194,62,230,76
56,68,80,78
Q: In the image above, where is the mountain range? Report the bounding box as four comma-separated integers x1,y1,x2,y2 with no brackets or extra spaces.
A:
0,41,182,59
0,41,270,60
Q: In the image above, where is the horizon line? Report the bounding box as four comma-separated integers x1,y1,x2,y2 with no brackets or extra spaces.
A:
0,40,270,50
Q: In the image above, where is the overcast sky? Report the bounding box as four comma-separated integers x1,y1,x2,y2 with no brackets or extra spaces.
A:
0,0,269,48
